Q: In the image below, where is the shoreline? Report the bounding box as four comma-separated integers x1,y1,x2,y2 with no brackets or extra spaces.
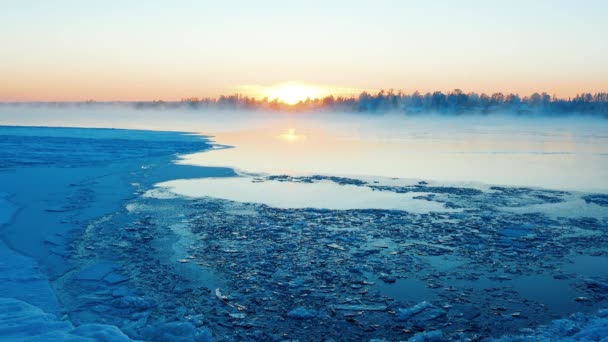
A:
0,126,231,339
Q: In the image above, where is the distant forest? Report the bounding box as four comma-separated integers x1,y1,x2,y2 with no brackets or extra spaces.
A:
134,90,608,115
12,90,607,115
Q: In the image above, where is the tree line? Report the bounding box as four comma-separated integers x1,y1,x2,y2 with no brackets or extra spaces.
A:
135,89,608,115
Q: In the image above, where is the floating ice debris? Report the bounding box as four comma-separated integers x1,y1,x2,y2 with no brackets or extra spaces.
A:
141,322,213,342
397,302,434,321
142,188,180,200
407,329,444,342
584,279,608,293
267,175,369,186
287,307,317,319
221,248,240,254
492,309,608,341
333,304,388,311
396,301,446,323
327,243,346,251
499,223,534,238
215,288,246,311
379,273,397,283
451,305,481,320
65,167,608,340
215,288,229,301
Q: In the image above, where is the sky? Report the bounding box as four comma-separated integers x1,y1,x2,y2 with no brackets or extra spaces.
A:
1,0,607,101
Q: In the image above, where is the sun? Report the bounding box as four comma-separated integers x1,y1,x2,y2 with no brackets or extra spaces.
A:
267,83,321,105
235,82,362,105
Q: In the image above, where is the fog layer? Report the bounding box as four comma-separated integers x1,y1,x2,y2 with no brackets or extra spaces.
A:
1,105,607,191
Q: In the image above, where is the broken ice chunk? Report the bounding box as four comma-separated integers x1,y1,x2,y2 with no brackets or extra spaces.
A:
287,307,317,319
327,243,346,251
396,301,446,323
333,304,387,311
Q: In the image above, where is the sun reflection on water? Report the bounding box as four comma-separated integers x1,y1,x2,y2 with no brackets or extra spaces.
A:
279,128,306,142
176,119,608,192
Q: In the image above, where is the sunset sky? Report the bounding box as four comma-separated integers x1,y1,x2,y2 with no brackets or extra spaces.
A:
1,0,607,101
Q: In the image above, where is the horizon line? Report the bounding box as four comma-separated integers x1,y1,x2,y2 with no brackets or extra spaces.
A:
3,89,608,105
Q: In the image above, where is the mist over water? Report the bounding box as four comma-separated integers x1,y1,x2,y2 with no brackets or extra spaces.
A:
1,104,607,191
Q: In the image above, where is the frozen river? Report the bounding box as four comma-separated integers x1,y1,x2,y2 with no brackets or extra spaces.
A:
1,107,608,340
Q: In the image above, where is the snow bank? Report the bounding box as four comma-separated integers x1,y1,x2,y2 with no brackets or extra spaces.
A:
0,297,132,341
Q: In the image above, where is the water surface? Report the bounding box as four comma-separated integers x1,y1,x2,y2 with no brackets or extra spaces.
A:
176,116,608,192
153,177,450,212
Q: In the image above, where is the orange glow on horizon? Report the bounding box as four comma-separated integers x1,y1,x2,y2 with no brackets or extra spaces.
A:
233,83,364,105
267,84,321,105
1,79,606,103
